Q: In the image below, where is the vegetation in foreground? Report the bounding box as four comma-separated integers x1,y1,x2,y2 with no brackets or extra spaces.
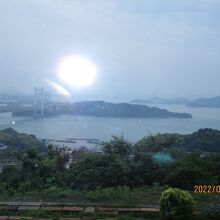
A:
0,209,161,220
0,128,220,219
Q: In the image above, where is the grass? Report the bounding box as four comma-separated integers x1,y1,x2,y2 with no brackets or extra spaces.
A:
0,209,161,220
0,209,212,220
0,185,166,207
193,192,220,209
0,185,220,209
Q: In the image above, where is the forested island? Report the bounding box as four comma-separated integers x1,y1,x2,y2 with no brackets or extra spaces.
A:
13,101,192,118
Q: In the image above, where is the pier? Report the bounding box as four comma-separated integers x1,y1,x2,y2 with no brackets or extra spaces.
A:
43,138,100,143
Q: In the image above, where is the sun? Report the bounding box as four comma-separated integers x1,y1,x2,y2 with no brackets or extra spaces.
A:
58,56,97,88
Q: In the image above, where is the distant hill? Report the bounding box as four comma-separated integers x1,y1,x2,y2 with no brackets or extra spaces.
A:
131,97,190,105
13,101,192,119
148,97,168,103
187,96,220,108
136,128,220,152
130,99,152,104
180,128,220,152
0,128,46,152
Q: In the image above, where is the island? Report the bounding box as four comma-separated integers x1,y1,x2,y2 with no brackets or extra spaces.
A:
186,96,220,108
12,101,192,119
131,97,190,105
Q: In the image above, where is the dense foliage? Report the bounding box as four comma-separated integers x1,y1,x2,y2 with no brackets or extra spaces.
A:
137,128,220,152
0,128,46,152
1,130,220,195
181,128,220,152
160,188,195,220
0,128,220,220
0,127,220,219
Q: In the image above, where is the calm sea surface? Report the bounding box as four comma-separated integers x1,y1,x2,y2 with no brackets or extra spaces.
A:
0,103,220,142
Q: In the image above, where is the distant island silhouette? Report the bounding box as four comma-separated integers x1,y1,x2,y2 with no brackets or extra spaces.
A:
187,96,220,108
13,101,192,119
131,97,190,105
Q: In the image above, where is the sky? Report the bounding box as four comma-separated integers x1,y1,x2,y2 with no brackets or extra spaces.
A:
0,0,220,101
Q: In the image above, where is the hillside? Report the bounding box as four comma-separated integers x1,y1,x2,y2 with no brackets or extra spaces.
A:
0,128,46,152
136,128,220,152
181,128,220,152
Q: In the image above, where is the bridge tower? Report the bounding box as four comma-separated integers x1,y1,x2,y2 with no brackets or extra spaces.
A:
34,87,45,116
44,90,53,113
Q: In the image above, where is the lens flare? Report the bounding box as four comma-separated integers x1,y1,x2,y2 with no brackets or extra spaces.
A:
58,56,97,88
46,80,70,96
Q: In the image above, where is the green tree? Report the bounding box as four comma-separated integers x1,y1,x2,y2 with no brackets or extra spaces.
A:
102,135,131,158
165,153,215,189
0,165,21,193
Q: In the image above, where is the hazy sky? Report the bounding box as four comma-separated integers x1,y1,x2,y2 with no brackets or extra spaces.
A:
0,0,220,100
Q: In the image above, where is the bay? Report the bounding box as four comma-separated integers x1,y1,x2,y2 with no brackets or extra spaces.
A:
0,103,220,143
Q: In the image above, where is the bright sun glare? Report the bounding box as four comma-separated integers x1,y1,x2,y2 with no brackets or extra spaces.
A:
58,56,97,88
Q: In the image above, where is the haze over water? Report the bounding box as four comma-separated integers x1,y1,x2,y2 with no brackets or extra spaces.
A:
1,1,220,143
0,103,220,142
